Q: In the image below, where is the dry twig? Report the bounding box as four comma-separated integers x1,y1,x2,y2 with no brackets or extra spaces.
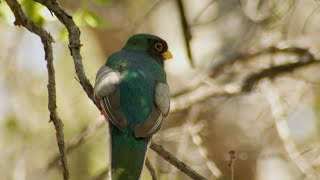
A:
47,118,105,170
145,157,157,180
150,142,207,180
228,150,236,180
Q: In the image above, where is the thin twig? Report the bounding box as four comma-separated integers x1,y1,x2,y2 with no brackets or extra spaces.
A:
150,142,207,180
302,6,319,34
228,150,236,180
47,118,105,170
5,0,69,179
186,106,222,178
191,0,217,24
145,157,157,180
106,0,164,32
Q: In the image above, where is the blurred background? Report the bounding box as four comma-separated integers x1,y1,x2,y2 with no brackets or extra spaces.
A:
1,0,320,179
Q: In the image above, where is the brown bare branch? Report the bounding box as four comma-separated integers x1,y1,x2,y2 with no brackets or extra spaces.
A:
34,0,101,110
210,46,315,78
4,0,69,179
150,142,207,180
242,58,320,92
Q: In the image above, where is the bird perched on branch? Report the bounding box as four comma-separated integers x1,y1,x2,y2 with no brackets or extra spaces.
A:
94,34,172,180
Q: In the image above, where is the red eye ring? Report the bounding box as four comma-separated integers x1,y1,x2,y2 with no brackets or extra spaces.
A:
154,42,163,52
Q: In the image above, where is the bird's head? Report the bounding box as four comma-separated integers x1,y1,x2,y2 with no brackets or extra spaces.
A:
122,34,173,66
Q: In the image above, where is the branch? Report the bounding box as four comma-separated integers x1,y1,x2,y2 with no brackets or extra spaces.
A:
145,157,157,180
4,0,69,179
262,80,317,178
106,0,164,32
176,0,194,67
34,0,101,110
210,46,315,78
171,82,240,112
47,118,105,170
242,59,320,92
191,0,217,24
150,142,207,180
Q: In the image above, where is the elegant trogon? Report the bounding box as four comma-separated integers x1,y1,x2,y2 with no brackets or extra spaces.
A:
94,34,172,180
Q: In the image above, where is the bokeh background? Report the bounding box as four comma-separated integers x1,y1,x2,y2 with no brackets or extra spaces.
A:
1,0,320,179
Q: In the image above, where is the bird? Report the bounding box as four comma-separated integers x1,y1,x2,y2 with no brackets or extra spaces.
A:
94,34,172,180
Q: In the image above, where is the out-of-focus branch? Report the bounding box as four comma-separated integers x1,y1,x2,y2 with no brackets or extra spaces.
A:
167,105,221,178
191,0,217,24
228,150,236,180
242,58,320,92
262,80,317,179
150,142,207,180
5,0,69,179
47,118,105,170
176,0,194,67
171,82,240,112
34,0,101,110
210,46,315,78
106,0,164,32
186,106,222,178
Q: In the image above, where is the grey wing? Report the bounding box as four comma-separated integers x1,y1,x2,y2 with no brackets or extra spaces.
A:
154,82,170,117
94,65,127,131
134,82,170,138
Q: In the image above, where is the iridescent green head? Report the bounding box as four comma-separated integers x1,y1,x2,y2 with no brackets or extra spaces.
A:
122,34,173,66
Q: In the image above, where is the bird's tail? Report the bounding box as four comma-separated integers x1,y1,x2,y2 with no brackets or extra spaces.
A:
110,126,149,180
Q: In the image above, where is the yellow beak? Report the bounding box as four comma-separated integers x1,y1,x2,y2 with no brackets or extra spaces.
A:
162,51,173,60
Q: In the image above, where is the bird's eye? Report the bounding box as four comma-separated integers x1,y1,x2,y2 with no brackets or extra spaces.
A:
154,42,163,52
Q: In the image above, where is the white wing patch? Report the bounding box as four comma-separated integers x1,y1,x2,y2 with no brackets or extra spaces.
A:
155,82,170,117
94,66,121,100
